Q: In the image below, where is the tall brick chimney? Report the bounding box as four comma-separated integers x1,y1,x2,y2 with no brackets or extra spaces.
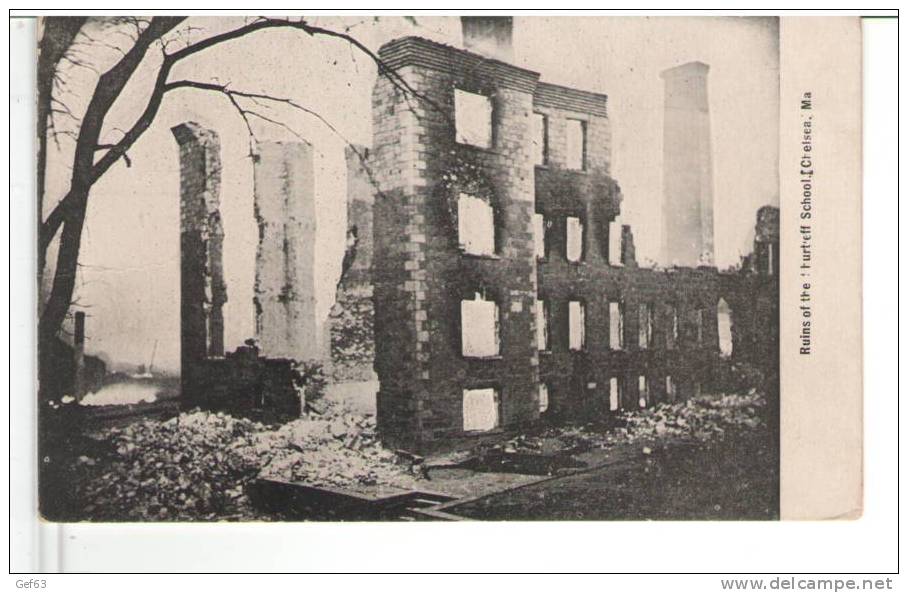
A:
660,61,715,267
461,16,514,62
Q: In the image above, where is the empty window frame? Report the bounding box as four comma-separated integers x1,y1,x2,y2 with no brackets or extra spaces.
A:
609,301,624,350
568,300,586,351
667,305,679,350
458,193,495,256
565,118,587,170
533,212,547,259
454,89,493,148
638,375,648,408
531,112,548,166
566,216,584,262
537,383,550,414
638,303,653,349
535,298,551,351
609,377,621,412
463,387,500,432
461,293,500,358
696,308,705,345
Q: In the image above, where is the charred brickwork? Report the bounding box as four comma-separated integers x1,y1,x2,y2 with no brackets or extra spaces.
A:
253,140,321,361
371,37,540,450
193,342,304,419
328,146,377,382
369,37,726,452
721,206,780,367
173,122,226,403
753,205,780,277
621,224,637,267
533,82,719,422
174,126,315,416
538,263,721,421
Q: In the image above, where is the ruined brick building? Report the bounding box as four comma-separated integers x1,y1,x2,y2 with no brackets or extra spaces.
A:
366,20,777,451
174,124,324,417
172,18,778,449
327,147,377,383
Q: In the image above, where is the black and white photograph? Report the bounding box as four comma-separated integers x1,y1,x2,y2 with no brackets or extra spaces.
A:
35,14,798,524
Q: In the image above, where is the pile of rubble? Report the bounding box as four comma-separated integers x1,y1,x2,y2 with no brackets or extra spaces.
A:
77,411,268,520
77,401,418,520
621,392,765,443
255,402,418,492
483,391,767,456
75,391,765,520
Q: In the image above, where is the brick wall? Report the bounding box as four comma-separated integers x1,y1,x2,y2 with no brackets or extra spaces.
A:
172,122,226,403
194,345,303,420
372,39,542,451
370,37,771,452
174,125,316,416
538,262,722,419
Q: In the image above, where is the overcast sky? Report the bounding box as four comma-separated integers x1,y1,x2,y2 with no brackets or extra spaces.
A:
44,16,779,373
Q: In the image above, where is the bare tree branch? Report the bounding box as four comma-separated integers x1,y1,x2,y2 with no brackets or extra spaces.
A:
163,79,381,192
39,15,448,364
164,17,448,124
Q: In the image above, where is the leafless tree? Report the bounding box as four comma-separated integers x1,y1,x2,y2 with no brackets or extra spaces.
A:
37,16,435,397
37,17,86,282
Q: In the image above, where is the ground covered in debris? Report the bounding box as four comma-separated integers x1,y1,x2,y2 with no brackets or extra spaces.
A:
70,401,417,521
452,392,767,461
62,391,774,521
447,428,778,520
446,393,779,521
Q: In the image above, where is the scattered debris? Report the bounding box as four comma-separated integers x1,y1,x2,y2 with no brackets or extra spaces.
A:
255,402,419,492
76,400,418,520
459,392,766,461
74,392,765,520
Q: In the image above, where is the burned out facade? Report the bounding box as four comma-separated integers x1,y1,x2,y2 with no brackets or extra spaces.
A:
368,36,734,451
327,147,378,382
170,24,778,452
721,206,780,369
174,124,322,417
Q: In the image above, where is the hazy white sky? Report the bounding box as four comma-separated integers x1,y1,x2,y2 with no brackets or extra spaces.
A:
44,16,779,372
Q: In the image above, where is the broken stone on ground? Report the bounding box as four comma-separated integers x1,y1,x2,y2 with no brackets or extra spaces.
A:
74,391,765,520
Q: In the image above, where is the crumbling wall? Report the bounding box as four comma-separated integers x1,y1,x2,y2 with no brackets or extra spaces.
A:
174,127,321,415
372,37,542,451
537,166,720,420
720,206,780,367
328,146,377,382
194,343,304,420
753,205,780,277
253,141,321,362
369,37,731,452
621,224,637,267
720,275,778,366
172,122,226,403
